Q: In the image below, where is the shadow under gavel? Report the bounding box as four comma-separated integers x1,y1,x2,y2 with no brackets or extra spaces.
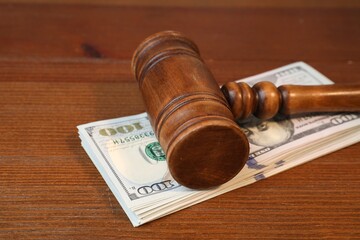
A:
132,31,360,190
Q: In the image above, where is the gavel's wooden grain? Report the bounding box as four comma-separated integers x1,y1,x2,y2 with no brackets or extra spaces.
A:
222,81,360,119
1,1,360,239
132,31,249,189
133,31,360,189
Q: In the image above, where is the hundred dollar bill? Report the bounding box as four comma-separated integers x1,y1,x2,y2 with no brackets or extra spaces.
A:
78,62,360,226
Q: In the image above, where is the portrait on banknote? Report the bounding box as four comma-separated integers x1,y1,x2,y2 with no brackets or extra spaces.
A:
241,118,295,147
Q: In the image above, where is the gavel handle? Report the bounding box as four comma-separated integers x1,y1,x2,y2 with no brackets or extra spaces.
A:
221,81,360,120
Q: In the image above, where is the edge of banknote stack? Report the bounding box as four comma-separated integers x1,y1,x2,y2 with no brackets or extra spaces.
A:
77,62,360,227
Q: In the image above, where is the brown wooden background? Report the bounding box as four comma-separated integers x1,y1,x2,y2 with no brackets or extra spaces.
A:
1,1,359,239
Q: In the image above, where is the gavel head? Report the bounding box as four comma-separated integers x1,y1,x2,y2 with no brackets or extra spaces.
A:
132,31,249,189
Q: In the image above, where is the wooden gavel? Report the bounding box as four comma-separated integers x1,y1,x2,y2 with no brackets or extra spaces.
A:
131,31,360,189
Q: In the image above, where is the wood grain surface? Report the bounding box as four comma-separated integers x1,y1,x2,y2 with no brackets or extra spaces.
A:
0,1,359,239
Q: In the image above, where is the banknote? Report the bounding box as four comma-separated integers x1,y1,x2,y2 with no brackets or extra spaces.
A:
78,62,360,226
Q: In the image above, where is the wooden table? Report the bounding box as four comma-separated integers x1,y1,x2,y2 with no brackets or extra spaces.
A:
1,1,359,239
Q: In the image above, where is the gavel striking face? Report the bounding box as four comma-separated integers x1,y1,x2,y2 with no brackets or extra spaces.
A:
132,31,360,189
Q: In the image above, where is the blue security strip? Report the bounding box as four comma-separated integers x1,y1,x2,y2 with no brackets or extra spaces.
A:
274,160,285,168
246,157,266,170
254,173,266,181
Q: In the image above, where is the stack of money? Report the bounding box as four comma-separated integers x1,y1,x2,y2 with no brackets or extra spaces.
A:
78,62,360,227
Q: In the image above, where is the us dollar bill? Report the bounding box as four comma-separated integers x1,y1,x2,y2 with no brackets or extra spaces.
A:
78,62,360,226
